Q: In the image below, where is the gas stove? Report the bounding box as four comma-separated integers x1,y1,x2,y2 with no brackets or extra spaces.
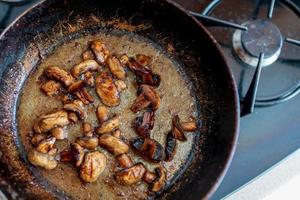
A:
1,0,300,199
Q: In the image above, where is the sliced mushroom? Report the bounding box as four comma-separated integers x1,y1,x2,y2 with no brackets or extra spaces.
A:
181,120,197,132
60,149,73,162
131,138,164,162
80,151,107,182
136,54,152,66
164,131,177,161
61,94,74,104
134,110,155,138
31,134,47,146
90,40,110,65
96,114,120,134
75,136,99,150
82,50,94,61
33,110,70,134
68,112,79,123
131,85,160,112
107,56,126,80
96,72,120,107
99,134,129,156
71,143,85,167
28,149,58,170
40,80,61,96
112,129,121,138
82,122,93,137
130,93,151,113
36,137,56,154
48,148,58,156
44,66,74,86
140,84,160,110
115,80,127,92
96,105,108,124
51,127,67,140
68,80,85,93
116,153,133,168
83,71,95,87
150,166,166,192
128,58,161,87
143,170,157,184
119,54,129,66
172,115,186,141
75,88,94,104
63,100,86,120
71,60,100,78
115,163,146,185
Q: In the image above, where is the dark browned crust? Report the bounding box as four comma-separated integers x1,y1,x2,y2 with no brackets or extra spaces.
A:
131,138,164,162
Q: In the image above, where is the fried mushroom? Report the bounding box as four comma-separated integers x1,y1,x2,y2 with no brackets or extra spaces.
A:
128,58,161,87
75,88,94,104
116,153,133,168
99,134,129,156
181,120,197,132
68,112,79,123
131,138,164,162
71,143,85,167
44,66,74,86
150,166,166,192
67,80,85,93
112,129,121,138
80,151,107,182
75,136,99,150
83,71,95,87
71,60,100,78
28,149,58,170
172,115,186,141
134,110,155,138
136,54,152,66
143,170,157,184
31,134,47,146
96,114,120,134
63,100,86,120
36,137,56,154
40,80,61,96
60,149,73,162
164,131,177,161
96,72,120,107
51,127,67,140
119,54,129,66
96,105,108,124
131,85,160,112
82,50,94,61
90,40,110,64
115,163,146,185
130,93,151,113
140,84,160,110
115,80,127,92
33,110,70,134
107,56,126,80
82,122,93,137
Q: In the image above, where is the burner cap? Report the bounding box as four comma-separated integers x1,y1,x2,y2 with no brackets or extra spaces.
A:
233,20,283,67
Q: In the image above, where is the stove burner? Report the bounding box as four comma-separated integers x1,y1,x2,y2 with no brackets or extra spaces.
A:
190,0,300,115
233,20,283,67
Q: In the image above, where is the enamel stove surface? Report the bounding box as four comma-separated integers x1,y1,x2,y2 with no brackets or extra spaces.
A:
1,0,300,199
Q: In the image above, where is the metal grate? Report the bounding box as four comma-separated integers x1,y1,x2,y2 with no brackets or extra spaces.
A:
190,0,300,116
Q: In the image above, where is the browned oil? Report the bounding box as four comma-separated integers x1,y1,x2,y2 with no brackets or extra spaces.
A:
18,32,197,200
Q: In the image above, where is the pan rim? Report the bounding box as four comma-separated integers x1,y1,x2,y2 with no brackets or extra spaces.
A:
0,0,240,199
157,1,240,199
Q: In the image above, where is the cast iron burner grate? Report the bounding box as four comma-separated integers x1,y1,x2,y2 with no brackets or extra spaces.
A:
190,0,300,116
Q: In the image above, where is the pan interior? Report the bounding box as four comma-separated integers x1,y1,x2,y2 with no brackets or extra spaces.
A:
17,29,199,200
